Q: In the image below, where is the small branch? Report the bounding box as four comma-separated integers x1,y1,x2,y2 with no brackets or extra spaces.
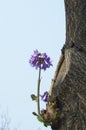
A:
37,68,41,115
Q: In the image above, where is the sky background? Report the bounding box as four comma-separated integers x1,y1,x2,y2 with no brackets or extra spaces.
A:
0,0,65,130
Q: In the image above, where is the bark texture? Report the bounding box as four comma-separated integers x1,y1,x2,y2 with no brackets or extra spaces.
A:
49,0,86,130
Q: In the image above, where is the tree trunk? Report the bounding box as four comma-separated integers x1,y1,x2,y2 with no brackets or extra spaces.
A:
48,0,86,130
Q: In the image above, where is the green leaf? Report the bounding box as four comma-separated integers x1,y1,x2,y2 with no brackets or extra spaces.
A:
37,115,43,122
37,115,51,127
31,94,38,101
43,121,51,127
32,112,38,116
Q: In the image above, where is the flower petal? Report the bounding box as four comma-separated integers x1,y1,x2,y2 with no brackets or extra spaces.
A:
29,50,52,70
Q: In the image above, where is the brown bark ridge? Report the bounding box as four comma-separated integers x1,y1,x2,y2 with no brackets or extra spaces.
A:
49,0,86,130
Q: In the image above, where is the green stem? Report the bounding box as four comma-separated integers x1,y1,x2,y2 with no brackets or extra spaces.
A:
37,68,41,115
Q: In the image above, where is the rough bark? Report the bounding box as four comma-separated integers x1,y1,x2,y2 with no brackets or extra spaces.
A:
49,0,86,130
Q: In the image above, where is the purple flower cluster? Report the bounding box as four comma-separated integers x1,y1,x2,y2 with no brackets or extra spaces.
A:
29,50,52,70
40,91,49,102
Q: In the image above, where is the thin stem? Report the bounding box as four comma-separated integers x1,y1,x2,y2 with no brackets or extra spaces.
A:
37,68,41,115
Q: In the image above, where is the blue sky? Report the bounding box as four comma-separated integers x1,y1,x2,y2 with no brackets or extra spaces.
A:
0,0,65,130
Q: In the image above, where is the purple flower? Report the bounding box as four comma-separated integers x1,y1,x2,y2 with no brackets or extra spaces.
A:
40,91,49,102
29,50,52,70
